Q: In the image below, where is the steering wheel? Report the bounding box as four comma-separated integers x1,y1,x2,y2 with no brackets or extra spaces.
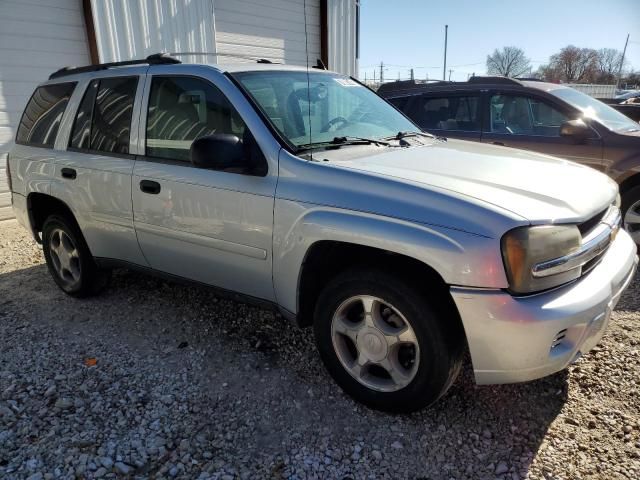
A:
320,116,349,133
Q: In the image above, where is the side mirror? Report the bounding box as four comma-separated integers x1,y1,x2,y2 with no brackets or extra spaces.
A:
559,119,591,140
190,134,244,170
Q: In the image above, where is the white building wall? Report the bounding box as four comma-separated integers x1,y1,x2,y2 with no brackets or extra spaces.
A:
91,0,322,67
214,0,320,65
91,0,218,65
327,0,358,77
0,0,90,220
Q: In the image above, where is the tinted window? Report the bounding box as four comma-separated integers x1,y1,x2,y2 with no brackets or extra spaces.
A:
92,77,138,154
69,77,137,154
490,94,568,136
16,82,76,147
146,76,246,162
409,95,480,131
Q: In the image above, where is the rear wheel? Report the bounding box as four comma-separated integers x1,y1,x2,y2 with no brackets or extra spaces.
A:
42,215,110,297
621,185,640,245
313,268,464,412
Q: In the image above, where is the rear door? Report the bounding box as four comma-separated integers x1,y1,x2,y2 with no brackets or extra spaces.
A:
51,70,148,266
402,92,483,141
481,91,603,171
131,67,279,301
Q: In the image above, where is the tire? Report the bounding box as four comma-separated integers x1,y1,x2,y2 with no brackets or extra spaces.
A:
313,268,464,413
42,214,110,297
621,185,640,245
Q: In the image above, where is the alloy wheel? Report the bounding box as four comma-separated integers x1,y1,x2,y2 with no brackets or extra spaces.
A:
330,295,420,392
48,228,81,287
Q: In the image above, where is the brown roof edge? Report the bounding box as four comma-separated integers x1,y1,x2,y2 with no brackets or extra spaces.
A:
320,0,328,69
82,0,99,64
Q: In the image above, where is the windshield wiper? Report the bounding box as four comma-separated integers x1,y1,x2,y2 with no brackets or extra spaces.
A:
297,136,392,152
393,130,435,140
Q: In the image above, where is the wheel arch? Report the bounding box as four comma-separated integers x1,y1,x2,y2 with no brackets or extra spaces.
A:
27,192,81,243
619,171,640,195
296,239,464,333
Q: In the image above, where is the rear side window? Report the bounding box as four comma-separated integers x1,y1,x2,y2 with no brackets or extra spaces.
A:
409,95,480,131
69,76,138,154
16,82,76,147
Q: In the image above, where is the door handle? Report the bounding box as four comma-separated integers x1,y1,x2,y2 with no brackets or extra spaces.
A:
61,167,76,179
140,180,161,194
492,142,505,146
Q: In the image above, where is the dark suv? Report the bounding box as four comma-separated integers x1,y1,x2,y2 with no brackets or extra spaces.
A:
379,77,640,243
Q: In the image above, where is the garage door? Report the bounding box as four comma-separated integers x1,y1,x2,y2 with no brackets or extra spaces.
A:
0,0,90,220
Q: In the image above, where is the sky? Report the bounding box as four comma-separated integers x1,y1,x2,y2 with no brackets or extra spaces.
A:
358,0,640,82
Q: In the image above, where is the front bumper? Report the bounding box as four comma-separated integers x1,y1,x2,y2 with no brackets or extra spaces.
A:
451,229,638,385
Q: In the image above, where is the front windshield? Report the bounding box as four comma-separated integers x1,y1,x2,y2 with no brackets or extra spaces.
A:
232,70,417,148
550,87,640,133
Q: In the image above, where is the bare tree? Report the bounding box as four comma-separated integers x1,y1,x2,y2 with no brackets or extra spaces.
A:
543,45,598,83
486,47,531,77
595,48,627,83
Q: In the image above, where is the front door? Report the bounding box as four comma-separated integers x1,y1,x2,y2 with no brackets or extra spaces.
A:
481,92,603,171
131,72,277,301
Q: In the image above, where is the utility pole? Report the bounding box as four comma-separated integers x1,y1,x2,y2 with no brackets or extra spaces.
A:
448,69,453,81
373,69,376,82
617,33,630,87
379,61,384,84
443,24,448,81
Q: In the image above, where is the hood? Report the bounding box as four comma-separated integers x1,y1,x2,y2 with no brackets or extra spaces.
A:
326,139,618,224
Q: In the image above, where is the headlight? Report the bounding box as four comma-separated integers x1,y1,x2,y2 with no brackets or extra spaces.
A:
501,225,581,294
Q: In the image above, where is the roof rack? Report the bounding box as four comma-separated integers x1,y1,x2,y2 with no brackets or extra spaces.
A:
467,76,523,86
377,79,452,93
49,53,181,80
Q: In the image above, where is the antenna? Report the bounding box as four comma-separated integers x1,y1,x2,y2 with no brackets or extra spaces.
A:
303,0,312,159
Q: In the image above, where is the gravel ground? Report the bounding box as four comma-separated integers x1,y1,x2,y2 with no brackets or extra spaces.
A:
0,218,639,480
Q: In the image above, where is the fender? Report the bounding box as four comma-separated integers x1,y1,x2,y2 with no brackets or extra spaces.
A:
272,201,508,315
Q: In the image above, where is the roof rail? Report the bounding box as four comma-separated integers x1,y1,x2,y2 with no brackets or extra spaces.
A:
467,76,522,86
49,53,181,80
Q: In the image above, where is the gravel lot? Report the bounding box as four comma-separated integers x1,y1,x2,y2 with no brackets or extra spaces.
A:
1,218,639,480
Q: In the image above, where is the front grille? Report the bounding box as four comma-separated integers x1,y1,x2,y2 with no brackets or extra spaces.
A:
578,208,608,237
577,204,621,278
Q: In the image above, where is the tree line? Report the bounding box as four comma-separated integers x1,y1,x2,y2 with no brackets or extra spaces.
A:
486,45,637,85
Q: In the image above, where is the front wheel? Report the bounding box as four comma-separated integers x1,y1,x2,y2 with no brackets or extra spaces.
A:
313,268,464,412
622,185,640,245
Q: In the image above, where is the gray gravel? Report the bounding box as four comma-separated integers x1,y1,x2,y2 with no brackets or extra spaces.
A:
1,218,639,479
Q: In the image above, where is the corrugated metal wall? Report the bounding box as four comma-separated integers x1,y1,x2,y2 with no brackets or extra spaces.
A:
91,0,323,68
214,0,320,65
0,0,90,221
91,0,217,65
327,0,358,77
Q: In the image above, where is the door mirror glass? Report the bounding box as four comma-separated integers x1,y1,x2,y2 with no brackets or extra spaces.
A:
190,134,244,170
559,119,591,138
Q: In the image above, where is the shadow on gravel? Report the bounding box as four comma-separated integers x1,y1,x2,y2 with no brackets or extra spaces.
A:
0,263,619,478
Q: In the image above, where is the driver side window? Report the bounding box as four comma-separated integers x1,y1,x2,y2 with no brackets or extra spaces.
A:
146,76,246,162
489,94,567,136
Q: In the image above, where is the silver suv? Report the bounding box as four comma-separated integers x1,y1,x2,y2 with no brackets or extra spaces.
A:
7,55,638,412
